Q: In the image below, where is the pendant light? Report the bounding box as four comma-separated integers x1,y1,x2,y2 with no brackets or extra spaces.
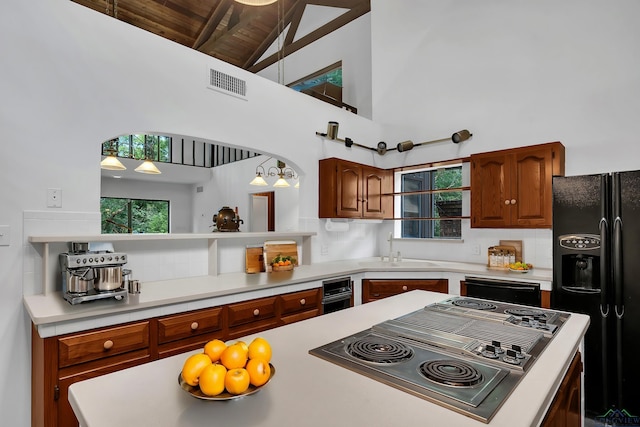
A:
135,160,161,174
101,139,126,171
100,151,126,170
234,0,277,5
135,135,161,174
249,172,269,186
250,157,297,187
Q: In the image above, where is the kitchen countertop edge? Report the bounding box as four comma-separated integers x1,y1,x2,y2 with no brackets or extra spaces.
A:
24,258,552,332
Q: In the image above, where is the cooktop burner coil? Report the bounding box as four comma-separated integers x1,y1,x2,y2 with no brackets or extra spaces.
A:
452,299,498,311
420,359,484,387
346,336,414,364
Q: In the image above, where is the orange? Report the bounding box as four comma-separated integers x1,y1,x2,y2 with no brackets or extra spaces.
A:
198,363,227,396
248,337,272,362
278,260,285,266
225,368,250,395
220,343,248,369
234,340,249,354
204,339,227,363
181,353,212,386
246,358,271,387
284,260,291,266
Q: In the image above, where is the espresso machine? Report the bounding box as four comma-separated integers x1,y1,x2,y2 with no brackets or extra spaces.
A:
60,243,129,305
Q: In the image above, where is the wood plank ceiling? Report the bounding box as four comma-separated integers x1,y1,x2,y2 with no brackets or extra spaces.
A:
71,0,370,74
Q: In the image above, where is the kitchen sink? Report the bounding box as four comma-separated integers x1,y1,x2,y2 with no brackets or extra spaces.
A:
358,260,436,268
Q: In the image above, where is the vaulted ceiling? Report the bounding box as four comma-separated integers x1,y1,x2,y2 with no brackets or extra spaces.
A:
72,0,370,73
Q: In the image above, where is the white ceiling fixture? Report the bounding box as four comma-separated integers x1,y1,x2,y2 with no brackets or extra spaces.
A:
234,0,277,5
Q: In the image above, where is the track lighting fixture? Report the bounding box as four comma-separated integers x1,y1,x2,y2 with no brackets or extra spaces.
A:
315,121,472,155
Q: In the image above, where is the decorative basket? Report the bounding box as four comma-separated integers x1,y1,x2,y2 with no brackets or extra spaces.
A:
271,264,294,272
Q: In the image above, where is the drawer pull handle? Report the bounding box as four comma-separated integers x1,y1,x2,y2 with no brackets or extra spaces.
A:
253,309,260,316
402,285,408,291
191,322,199,330
504,200,510,205
511,199,517,204
103,340,114,350
300,298,306,306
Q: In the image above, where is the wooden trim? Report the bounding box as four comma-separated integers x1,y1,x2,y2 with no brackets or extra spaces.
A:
387,186,470,196
541,290,551,309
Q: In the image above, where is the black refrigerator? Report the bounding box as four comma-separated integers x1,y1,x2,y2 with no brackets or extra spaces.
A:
552,170,640,419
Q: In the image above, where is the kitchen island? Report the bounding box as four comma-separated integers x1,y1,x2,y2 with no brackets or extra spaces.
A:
68,290,589,427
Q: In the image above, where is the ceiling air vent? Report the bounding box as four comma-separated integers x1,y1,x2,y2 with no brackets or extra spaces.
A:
207,68,247,100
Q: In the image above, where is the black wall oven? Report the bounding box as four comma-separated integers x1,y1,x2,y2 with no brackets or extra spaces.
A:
464,276,541,307
321,277,353,314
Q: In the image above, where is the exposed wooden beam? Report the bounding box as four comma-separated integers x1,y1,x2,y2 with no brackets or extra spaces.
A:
248,4,369,74
192,0,234,50
197,6,270,56
242,0,303,69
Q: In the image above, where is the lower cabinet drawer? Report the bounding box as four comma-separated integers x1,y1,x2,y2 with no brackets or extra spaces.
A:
279,288,321,316
227,296,277,328
58,321,150,368
156,306,224,345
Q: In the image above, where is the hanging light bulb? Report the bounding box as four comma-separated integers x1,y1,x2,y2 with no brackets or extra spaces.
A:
273,173,290,188
101,153,126,170
135,160,161,174
250,171,269,186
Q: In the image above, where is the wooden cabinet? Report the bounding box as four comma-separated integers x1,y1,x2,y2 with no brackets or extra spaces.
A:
32,322,152,427
471,142,565,228
319,158,393,219
542,351,582,427
227,296,279,340
156,306,224,358
362,279,448,303
33,288,322,427
278,288,321,325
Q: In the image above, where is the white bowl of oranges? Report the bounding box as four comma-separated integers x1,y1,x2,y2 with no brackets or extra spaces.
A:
179,337,274,400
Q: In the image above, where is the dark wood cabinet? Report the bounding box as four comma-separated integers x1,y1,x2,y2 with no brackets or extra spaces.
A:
278,288,321,325
32,288,322,427
471,142,565,228
319,158,393,219
541,351,582,427
156,306,225,359
227,296,279,340
362,279,448,303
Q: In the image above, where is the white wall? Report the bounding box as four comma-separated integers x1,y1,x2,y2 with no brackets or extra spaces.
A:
101,177,195,233
369,0,640,268
258,9,373,119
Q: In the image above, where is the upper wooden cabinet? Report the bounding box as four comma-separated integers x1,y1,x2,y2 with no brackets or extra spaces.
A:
319,158,393,219
471,142,565,228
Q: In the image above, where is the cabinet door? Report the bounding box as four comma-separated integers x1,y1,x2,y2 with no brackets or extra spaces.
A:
541,351,582,427
471,153,511,228
336,161,363,217
362,166,393,219
510,146,553,227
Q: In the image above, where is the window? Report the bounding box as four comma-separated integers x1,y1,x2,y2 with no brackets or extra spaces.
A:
288,61,356,113
102,134,172,163
101,197,170,234
395,164,464,239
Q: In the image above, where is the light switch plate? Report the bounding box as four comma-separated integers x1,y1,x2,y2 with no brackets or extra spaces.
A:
0,225,10,246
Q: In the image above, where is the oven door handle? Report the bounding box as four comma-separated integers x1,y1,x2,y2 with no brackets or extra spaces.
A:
322,293,352,304
467,282,538,292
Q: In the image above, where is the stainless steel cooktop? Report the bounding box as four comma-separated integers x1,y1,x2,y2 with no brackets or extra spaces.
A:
309,296,570,423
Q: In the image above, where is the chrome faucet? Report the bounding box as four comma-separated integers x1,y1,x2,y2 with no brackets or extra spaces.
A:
387,232,394,262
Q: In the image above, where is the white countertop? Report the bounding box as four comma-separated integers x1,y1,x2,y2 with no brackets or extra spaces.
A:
24,258,552,337
68,291,589,427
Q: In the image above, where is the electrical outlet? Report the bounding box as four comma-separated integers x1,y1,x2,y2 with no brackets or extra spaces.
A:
321,245,329,256
472,244,481,255
47,188,62,208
